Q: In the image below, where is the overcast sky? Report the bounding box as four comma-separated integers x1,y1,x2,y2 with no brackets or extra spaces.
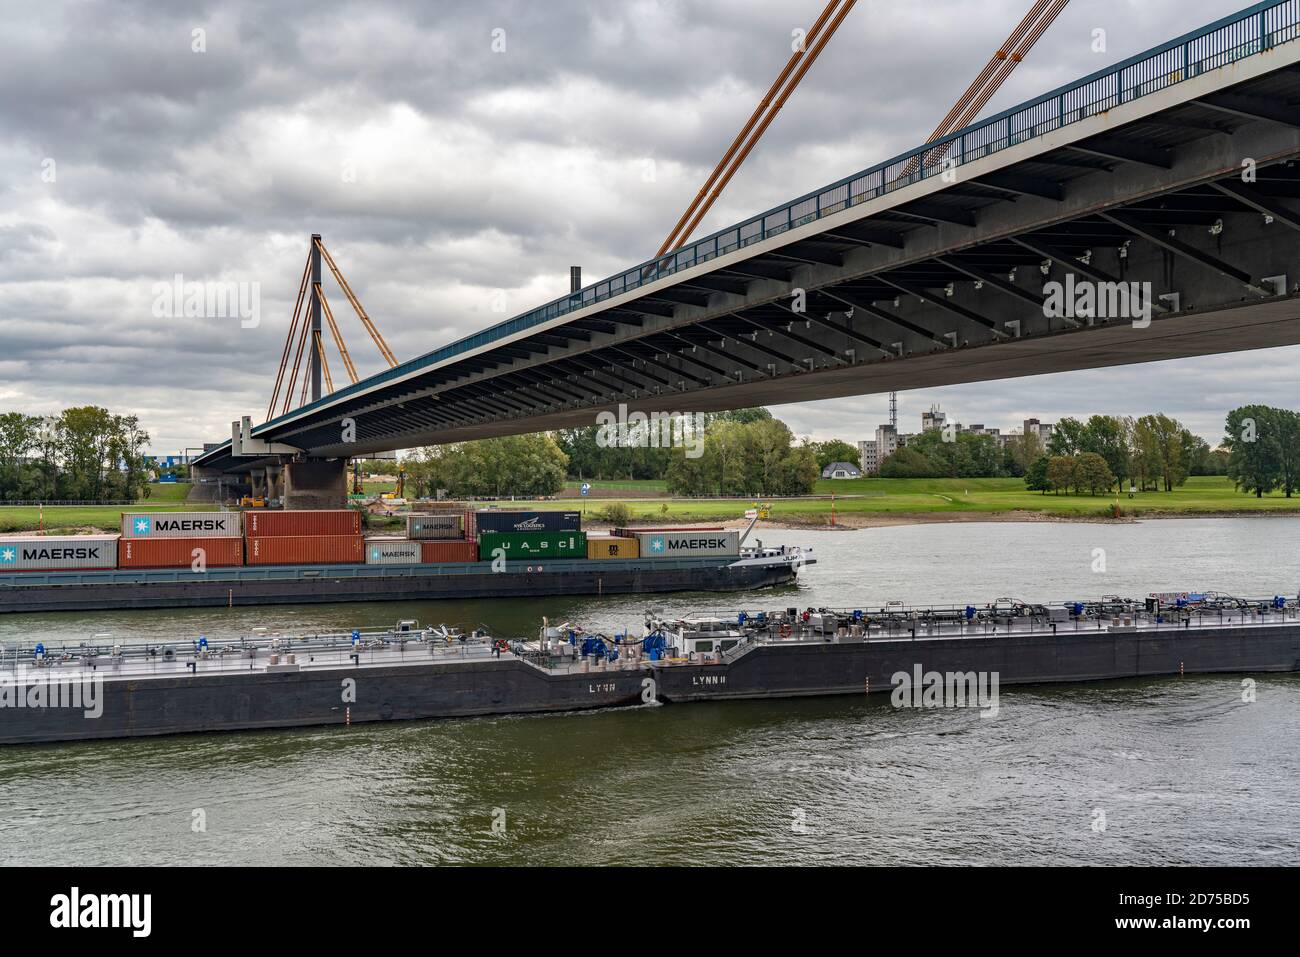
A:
2,0,1296,454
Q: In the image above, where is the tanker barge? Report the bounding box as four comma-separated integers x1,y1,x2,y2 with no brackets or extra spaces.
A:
2,592,1297,744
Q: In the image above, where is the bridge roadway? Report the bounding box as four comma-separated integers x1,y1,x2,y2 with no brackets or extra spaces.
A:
198,2,1300,476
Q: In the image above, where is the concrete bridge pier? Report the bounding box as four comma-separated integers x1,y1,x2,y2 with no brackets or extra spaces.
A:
282,459,348,510
265,464,283,502
247,465,285,502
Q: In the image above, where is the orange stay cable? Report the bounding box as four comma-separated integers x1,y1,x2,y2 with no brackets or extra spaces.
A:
676,0,857,247
315,239,398,367
266,251,312,420
283,298,314,415
656,0,843,256
318,284,359,383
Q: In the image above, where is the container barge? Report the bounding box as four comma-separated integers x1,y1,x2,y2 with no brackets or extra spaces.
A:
2,592,1296,744
0,507,809,613
0,548,811,614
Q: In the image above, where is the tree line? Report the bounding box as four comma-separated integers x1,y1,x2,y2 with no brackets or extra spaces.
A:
403,408,819,499
0,407,152,502
663,417,819,496
405,433,569,499
555,408,773,481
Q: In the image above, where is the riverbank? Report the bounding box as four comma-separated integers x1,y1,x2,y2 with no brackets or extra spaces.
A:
3,477,1298,534
568,476,1300,527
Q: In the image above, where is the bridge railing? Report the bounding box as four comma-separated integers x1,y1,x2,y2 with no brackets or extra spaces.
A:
251,0,1300,436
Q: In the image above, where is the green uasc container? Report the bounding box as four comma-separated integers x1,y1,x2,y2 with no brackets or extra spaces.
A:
477,531,587,561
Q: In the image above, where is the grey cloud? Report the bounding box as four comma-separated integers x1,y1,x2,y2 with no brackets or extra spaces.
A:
0,0,1290,453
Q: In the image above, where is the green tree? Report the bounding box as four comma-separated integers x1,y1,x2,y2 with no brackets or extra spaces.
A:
0,412,40,500
808,439,861,472
409,433,568,498
708,407,772,425
1075,451,1116,495
57,406,119,500
110,414,151,502
1267,407,1300,498
1047,418,1088,456
1005,430,1044,476
1224,405,1282,498
1024,454,1051,493
878,447,939,478
1082,415,1130,493
1045,455,1077,495
665,416,815,496
1133,413,1193,492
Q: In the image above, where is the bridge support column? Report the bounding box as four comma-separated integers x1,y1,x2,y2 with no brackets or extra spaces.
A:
282,459,347,510
265,465,283,503
188,465,225,504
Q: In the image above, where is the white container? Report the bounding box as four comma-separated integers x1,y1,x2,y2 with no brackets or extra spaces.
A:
634,530,740,559
364,539,422,565
121,511,241,539
0,535,119,571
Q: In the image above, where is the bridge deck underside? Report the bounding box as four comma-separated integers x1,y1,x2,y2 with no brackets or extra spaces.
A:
200,47,1300,469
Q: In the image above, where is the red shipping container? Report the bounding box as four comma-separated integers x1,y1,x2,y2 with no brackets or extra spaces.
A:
246,535,364,566
420,540,478,564
118,537,244,569
244,510,361,537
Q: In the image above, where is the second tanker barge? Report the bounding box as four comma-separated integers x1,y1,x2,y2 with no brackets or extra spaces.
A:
2,593,1297,744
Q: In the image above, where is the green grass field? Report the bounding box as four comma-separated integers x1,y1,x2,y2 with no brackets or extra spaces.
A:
536,475,1300,524
564,479,669,493
0,483,211,534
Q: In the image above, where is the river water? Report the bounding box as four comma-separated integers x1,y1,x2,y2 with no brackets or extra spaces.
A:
1,517,1297,865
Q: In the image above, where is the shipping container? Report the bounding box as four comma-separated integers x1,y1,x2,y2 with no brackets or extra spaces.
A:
365,539,423,565
633,530,740,559
0,535,119,572
121,511,241,539
477,531,586,561
612,526,725,537
586,536,639,560
420,540,478,564
474,510,581,535
245,535,364,566
118,537,244,569
407,513,465,540
244,510,361,537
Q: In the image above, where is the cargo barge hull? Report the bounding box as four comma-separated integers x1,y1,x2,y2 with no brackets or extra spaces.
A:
0,555,802,614
3,616,1298,744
